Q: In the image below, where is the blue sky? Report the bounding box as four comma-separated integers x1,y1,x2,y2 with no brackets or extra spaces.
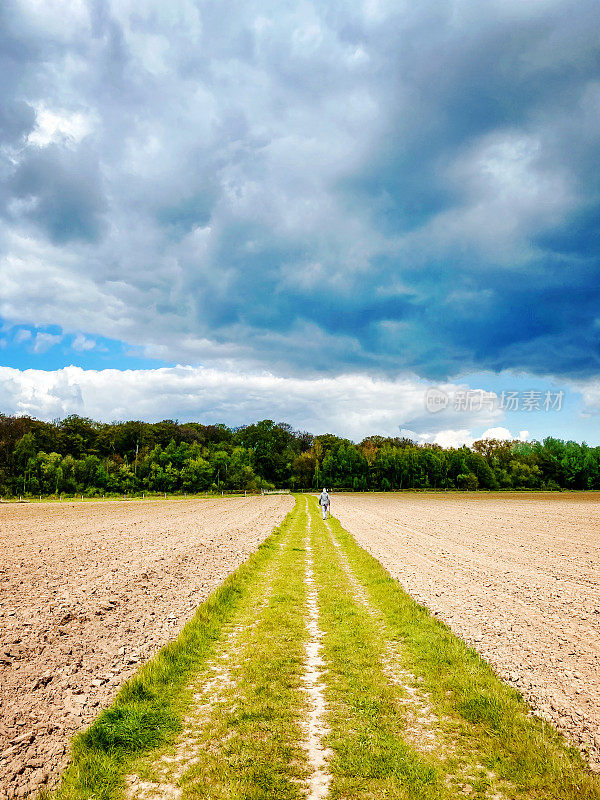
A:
0,0,599,443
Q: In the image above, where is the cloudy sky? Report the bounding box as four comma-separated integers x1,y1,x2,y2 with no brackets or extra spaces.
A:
1,0,599,443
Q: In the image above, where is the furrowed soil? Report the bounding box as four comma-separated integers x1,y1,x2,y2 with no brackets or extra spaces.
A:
332,491,600,769
0,495,293,798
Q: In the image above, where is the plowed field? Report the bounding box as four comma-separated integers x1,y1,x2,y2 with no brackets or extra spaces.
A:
332,492,600,768
0,495,293,797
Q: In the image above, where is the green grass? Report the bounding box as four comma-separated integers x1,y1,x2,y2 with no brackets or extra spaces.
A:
309,501,444,800
176,501,310,799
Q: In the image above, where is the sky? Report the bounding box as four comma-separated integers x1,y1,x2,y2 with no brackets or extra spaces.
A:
0,0,599,444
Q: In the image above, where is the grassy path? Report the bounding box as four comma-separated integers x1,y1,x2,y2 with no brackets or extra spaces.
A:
49,496,600,800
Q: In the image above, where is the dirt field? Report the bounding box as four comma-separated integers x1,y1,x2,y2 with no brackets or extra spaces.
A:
332,492,600,769
0,495,293,799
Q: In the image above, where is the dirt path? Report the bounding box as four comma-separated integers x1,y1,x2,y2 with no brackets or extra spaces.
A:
302,505,332,800
124,498,334,800
332,492,600,768
0,495,293,798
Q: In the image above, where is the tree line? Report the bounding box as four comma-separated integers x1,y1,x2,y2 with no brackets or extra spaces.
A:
0,414,598,497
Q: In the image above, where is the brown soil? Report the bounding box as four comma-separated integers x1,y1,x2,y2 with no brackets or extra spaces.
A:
0,495,293,799
332,492,600,769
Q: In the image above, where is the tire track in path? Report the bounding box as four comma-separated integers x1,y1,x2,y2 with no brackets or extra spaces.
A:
323,517,444,758
124,523,294,799
302,499,333,799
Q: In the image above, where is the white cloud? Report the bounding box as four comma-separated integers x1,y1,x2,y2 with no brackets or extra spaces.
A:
419,131,576,264
14,328,32,343
0,365,507,441
32,332,63,353
0,237,133,342
428,429,474,448
72,333,96,352
15,0,91,41
479,426,519,441
570,378,600,417
28,106,95,148
419,426,531,449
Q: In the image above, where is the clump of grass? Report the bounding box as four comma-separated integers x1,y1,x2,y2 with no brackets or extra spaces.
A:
79,702,179,753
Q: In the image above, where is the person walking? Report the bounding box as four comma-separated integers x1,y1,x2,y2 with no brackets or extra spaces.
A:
318,488,330,520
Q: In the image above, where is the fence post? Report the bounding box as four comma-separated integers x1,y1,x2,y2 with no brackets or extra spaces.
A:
81,495,84,502
164,492,167,500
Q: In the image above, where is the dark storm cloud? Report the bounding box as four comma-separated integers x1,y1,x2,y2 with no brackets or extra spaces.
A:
9,145,106,242
0,0,599,380
0,4,37,161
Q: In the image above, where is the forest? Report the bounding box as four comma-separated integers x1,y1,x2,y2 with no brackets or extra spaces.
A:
0,413,598,497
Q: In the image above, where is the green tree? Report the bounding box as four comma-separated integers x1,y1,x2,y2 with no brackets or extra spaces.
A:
292,451,317,489
181,457,213,492
234,420,294,485
37,452,63,494
457,473,478,490
14,433,37,493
